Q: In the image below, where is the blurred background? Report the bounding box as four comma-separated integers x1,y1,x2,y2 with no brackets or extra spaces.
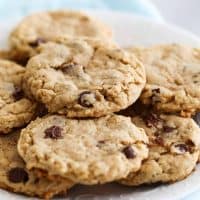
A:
152,0,200,35
0,0,199,35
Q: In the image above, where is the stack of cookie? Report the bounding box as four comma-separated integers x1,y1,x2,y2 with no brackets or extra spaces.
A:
0,10,199,199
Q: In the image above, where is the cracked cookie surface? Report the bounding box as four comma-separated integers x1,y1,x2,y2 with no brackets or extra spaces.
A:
23,38,146,117
0,59,36,133
18,114,148,184
119,104,200,185
128,44,200,116
9,10,113,63
0,130,74,199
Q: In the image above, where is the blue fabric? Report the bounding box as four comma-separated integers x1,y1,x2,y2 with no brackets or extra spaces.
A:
0,0,163,21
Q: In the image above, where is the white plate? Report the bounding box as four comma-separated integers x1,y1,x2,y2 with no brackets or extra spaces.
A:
0,10,200,200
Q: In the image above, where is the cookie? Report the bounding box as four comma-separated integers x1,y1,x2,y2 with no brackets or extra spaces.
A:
0,130,74,199
18,114,149,184
0,50,28,66
0,59,36,133
23,37,146,117
9,10,113,64
119,105,200,185
0,50,10,60
128,44,200,116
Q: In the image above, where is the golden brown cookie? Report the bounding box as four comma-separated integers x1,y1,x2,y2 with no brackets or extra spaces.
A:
18,114,148,184
118,104,200,185
23,37,146,117
128,44,200,116
0,59,36,133
0,130,74,198
9,10,113,64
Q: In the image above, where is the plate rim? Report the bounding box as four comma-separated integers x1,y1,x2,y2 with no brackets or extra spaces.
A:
86,9,200,44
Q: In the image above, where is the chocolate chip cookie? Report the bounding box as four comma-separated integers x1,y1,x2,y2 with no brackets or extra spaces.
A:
18,114,149,184
0,130,74,198
0,50,26,66
23,37,146,117
128,44,200,116
0,50,10,60
119,105,200,185
9,10,113,64
0,59,36,133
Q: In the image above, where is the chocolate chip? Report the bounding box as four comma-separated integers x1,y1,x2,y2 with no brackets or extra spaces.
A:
154,137,164,146
122,146,136,159
44,126,63,139
143,112,161,128
96,140,105,148
29,38,46,48
193,112,200,127
12,86,24,101
174,144,188,153
78,91,95,108
163,126,176,133
98,140,105,144
8,167,29,183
